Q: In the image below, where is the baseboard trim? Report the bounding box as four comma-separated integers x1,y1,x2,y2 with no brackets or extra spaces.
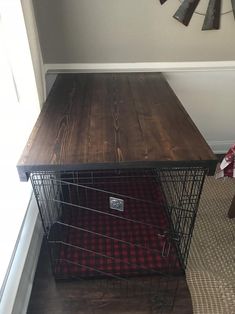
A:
12,212,43,314
0,195,43,314
44,61,235,74
208,140,233,154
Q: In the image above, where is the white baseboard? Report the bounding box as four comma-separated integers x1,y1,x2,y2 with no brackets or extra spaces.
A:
0,195,43,314
44,61,235,74
12,213,43,314
208,140,234,154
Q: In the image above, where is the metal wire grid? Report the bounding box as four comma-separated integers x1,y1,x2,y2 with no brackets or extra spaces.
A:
30,168,205,311
31,171,180,266
156,167,207,267
32,169,172,236
31,172,62,234
30,168,206,270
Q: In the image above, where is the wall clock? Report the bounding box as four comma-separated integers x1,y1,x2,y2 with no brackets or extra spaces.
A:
159,0,234,30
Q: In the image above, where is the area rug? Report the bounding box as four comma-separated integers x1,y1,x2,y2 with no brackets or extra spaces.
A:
186,176,235,314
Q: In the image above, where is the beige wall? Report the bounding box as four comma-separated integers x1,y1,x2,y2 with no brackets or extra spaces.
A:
33,0,235,64
164,71,235,153
32,0,235,153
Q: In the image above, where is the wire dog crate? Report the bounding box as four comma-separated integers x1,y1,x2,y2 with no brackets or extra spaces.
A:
30,166,207,310
18,73,217,312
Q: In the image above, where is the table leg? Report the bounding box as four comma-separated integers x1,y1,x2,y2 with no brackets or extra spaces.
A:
228,193,235,219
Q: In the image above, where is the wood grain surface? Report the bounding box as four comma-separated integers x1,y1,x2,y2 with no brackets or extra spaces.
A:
27,240,193,314
17,73,217,181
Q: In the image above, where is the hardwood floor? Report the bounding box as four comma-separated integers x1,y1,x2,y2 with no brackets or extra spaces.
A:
27,240,193,314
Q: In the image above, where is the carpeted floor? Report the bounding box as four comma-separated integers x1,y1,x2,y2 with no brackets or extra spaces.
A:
186,176,235,314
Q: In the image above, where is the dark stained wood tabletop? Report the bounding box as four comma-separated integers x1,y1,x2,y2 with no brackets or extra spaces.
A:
17,72,217,181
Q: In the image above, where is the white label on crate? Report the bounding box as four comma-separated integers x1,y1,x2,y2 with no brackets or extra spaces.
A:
109,197,124,211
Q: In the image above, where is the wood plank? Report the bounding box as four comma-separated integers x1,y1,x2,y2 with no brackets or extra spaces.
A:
27,240,193,314
17,73,217,181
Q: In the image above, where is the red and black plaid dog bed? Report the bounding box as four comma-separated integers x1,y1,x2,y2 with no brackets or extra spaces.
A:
50,170,183,279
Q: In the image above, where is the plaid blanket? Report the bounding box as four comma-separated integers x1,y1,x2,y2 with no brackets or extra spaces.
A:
216,144,235,179
50,171,183,279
